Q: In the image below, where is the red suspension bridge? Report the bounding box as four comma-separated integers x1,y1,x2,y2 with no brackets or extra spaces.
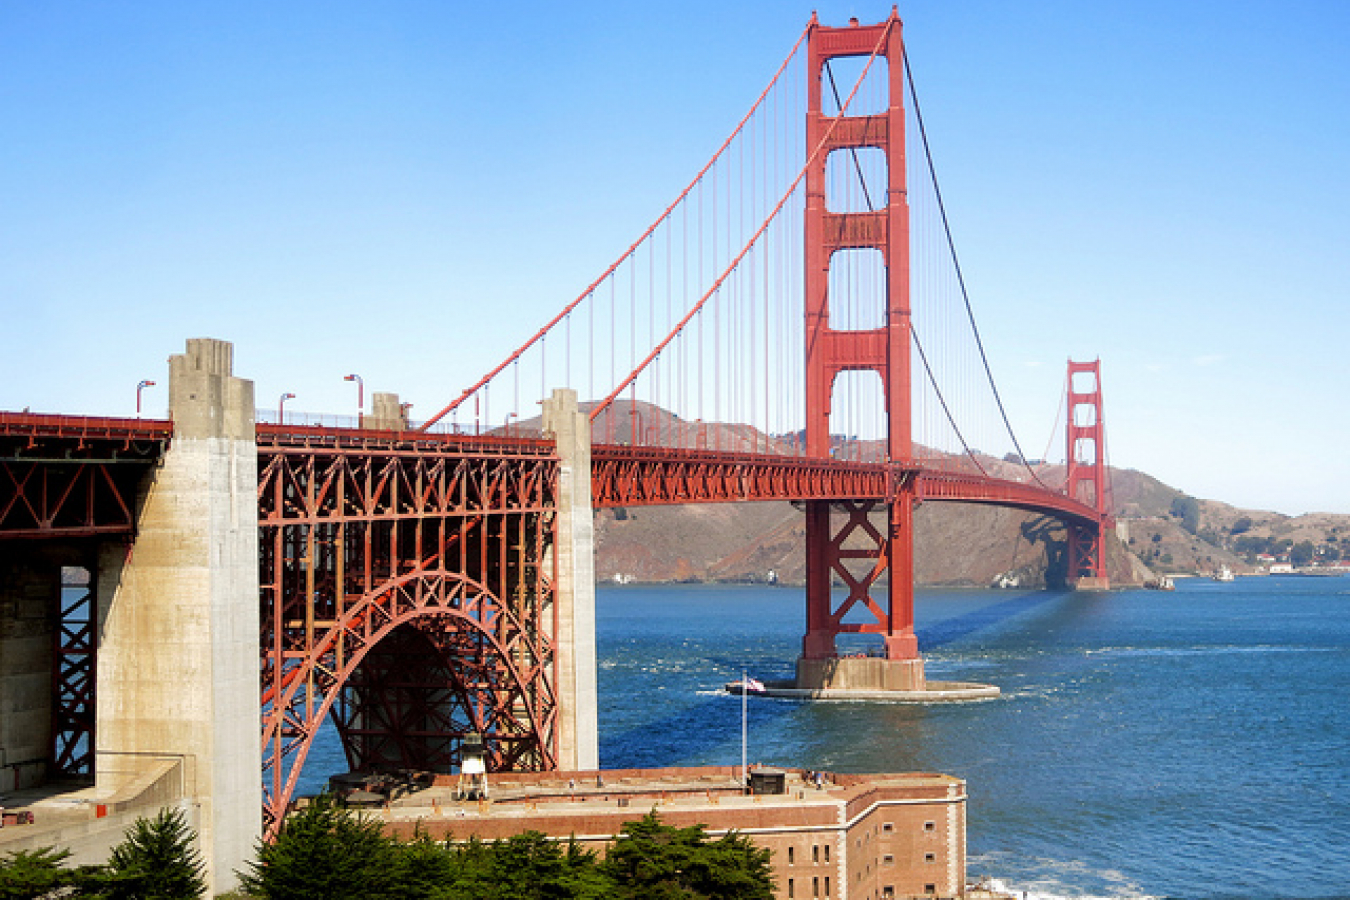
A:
0,10,1112,850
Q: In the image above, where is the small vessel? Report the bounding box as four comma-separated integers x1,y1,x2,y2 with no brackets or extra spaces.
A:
1144,575,1175,590
725,676,766,695
1214,566,1235,582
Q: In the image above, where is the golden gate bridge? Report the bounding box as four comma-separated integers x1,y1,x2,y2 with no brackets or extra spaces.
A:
0,9,1112,865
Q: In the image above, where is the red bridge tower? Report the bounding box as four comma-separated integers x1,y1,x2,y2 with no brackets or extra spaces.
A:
1064,359,1112,589
799,11,925,690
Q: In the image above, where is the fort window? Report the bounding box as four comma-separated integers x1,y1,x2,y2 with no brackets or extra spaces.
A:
825,876,831,896
789,846,795,865
925,852,936,863
925,884,936,895
814,846,820,863
824,844,830,863
882,822,893,833
924,821,936,831
813,876,820,896
883,854,894,865
788,878,794,898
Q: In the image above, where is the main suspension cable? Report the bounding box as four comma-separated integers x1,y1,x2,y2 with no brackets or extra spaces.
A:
904,48,1049,489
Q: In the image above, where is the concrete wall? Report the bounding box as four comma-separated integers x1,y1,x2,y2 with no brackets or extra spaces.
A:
541,389,598,771
797,656,927,692
95,338,261,895
0,555,57,791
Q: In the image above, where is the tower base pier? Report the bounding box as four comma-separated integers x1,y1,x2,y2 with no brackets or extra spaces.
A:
796,655,927,692
774,655,998,702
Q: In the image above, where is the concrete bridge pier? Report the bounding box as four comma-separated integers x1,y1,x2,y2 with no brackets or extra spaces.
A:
0,551,69,792
541,389,598,772
95,338,261,894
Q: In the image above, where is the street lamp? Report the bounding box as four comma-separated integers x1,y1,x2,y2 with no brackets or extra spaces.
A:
136,380,156,417
343,373,364,414
279,392,295,423
506,412,518,437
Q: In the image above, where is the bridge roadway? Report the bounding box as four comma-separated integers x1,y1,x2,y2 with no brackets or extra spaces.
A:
1,412,1102,538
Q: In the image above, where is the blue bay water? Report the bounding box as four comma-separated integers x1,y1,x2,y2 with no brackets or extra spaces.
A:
300,576,1350,898
595,578,1350,900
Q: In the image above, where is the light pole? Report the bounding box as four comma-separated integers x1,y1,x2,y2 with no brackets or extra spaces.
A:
279,392,295,424
136,380,156,417
506,412,518,437
343,374,364,417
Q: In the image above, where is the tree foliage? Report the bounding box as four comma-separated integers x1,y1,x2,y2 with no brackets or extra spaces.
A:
600,812,774,900
435,832,610,900
1169,496,1200,534
101,806,207,900
3,801,776,900
0,846,82,900
240,794,399,900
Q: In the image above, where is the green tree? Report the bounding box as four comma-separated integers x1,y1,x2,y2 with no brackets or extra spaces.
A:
1169,496,1200,534
1291,540,1316,567
1230,516,1253,535
439,832,610,900
0,846,85,900
390,831,461,900
240,794,399,900
600,812,774,900
98,806,206,900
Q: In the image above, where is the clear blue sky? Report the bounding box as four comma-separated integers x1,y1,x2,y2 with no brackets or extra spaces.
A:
3,1,1347,515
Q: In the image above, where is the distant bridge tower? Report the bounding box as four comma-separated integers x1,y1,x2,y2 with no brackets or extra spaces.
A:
799,11,926,690
1064,359,1111,589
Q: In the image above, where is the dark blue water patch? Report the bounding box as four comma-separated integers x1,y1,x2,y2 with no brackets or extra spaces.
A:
914,589,1070,650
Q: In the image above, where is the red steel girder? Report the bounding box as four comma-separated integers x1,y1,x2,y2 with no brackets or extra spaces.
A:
0,414,168,539
592,444,1103,528
256,435,560,831
591,445,914,507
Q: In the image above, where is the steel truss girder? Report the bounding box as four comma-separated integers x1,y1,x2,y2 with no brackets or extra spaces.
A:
592,445,1104,530
591,445,911,506
256,437,560,830
51,573,97,778
916,470,1102,528
0,414,168,539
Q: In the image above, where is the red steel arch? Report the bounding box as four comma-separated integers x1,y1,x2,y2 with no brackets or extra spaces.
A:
255,428,560,828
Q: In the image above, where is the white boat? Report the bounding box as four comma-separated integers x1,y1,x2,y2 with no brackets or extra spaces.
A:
1214,566,1235,582
725,676,767,695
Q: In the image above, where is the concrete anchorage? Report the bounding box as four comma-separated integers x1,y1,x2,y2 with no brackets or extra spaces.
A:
95,338,261,894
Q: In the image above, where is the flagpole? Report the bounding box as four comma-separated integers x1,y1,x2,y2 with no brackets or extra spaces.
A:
741,667,748,791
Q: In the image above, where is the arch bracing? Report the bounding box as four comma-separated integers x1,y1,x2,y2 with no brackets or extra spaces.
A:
255,430,560,830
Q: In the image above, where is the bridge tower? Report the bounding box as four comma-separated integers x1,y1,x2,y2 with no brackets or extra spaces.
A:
1064,359,1111,589
799,11,925,690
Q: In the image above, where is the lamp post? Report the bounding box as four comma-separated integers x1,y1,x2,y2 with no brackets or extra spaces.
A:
343,373,364,417
279,392,295,424
506,412,518,437
136,380,156,417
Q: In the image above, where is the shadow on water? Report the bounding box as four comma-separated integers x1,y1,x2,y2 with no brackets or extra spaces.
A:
916,590,1070,650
